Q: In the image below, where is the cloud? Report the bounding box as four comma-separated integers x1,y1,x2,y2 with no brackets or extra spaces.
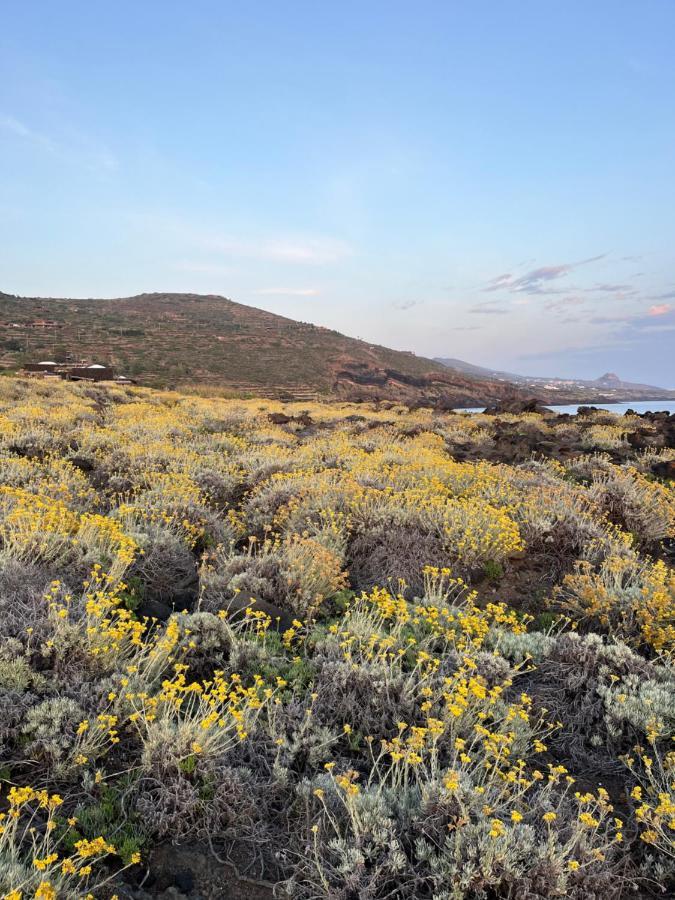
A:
0,112,118,172
513,264,573,288
469,302,510,315
255,287,320,297
173,262,232,276
651,289,675,301
484,273,513,291
648,303,672,317
484,254,606,295
640,323,675,334
131,215,351,269
545,295,586,312
586,283,635,293
392,299,423,310
589,314,636,325
518,339,633,362
587,303,675,330
219,237,351,265
0,114,56,151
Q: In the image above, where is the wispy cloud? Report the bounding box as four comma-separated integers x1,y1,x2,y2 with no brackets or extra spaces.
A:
130,214,352,269
586,283,635,293
518,339,633,362
589,314,636,325
173,261,233,276
0,112,119,172
469,302,510,315
648,303,672,317
588,303,675,329
484,273,512,290
545,295,586,312
640,323,675,334
392,299,423,310
0,114,56,151
484,254,606,295
218,236,351,265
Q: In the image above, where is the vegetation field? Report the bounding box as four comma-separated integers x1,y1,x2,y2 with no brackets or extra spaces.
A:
0,377,673,898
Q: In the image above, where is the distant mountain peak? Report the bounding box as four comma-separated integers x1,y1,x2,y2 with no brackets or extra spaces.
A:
434,357,675,403
595,372,621,385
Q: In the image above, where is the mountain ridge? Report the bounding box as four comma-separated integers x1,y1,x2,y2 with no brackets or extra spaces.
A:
434,357,675,402
0,291,520,407
2,290,671,406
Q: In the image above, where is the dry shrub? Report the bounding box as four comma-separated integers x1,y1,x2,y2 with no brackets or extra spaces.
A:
21,697,87,772
348,508,449,596
588,466,675,545
134,763,264,844
512,632,673,775
200,544,284,611
172,610,232,679
127,524,198,605
193,467,242,508
0,558,58,643
312,655,421,741
280,534,348,618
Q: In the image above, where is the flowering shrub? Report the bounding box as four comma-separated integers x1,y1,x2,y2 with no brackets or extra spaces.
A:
555,552,675,654
0,377,673,896
0,786,122,898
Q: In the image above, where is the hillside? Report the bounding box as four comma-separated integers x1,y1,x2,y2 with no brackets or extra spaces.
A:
0,291,521,406
435,357,675,404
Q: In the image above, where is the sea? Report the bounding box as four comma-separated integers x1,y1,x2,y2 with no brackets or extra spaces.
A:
456,400,675,416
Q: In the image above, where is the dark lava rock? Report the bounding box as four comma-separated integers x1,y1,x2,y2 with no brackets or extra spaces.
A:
174,870,195,893
627,429,661,449
137,598,172,621
268,412,291,425
220,594,294,632
268,411,314,427
69,455,95,472
483,398,552,415
652,460,675,480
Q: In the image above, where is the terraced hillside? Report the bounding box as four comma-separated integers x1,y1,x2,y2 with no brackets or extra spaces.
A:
0,291,520,406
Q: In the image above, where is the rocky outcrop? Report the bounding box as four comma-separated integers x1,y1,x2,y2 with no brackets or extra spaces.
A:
483,398,553,416
331,359,523,408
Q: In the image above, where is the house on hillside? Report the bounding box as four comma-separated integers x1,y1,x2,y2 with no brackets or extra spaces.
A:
28,319,62,329
21,361,116,382
23,361,59,374
66,364,115,382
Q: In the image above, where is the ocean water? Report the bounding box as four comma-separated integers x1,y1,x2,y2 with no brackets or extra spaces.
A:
456,400,675,415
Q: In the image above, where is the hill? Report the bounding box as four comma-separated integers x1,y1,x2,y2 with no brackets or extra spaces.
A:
435,357,675,404
0,291,521,407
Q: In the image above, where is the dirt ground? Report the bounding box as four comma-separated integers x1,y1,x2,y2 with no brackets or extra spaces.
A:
115,844,277,900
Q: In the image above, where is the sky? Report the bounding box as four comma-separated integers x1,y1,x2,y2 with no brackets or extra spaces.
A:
1,1,674,386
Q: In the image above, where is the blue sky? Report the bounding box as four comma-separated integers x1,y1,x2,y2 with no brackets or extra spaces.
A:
1,1,674,385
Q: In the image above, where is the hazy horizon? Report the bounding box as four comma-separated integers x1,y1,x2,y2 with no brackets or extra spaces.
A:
2,2,674,385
